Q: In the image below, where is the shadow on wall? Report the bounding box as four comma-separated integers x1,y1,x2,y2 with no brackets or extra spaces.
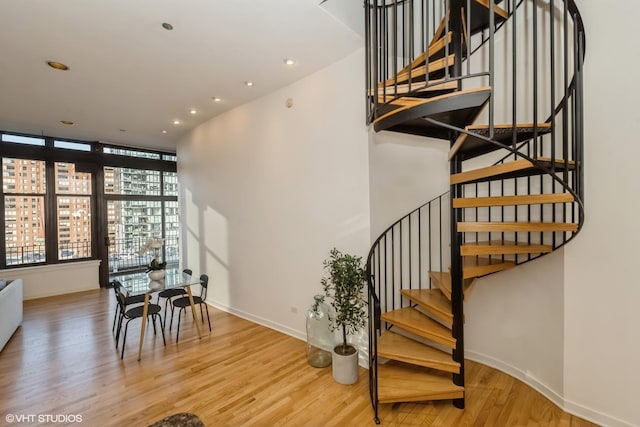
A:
183,187,231,308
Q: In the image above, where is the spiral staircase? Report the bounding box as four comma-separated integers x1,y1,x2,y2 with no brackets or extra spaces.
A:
364,0,585,423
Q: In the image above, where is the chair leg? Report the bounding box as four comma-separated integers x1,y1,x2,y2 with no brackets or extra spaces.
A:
121,320,130,360
163,297,170,326
156,313,166,346
151,313,158,335
176,307,186,343
112,304,120,334
169,304,176,331
199,304,204,324
204,304,211,332
115,313,125,347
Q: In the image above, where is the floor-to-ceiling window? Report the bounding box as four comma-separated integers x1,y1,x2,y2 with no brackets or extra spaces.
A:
0,131,177,286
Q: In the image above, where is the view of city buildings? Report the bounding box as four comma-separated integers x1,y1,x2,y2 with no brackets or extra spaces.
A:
105,166,179,273
3,158,47,264
2,156,178,272
3,159,92,265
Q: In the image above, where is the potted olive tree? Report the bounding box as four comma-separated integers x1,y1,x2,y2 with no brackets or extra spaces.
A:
321,248,367,385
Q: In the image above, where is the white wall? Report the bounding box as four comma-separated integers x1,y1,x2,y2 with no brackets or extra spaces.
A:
178,50,370,345
465,250,565,404
562,2,640,426
0,261,101,300
368,130,449,239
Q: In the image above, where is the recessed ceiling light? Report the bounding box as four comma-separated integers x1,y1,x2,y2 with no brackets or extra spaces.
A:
162,22,173,30
245,81,254,87
162,130,168,134
47,61,69,71
284,58,296,66
173,120,180,125
60,120,74,125
189,109,197,115
212,97,222,102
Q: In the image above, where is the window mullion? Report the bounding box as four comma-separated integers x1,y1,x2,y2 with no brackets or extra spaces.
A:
45,160,58,262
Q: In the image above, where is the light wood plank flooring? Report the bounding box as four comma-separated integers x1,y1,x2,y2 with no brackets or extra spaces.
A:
0,289,597,426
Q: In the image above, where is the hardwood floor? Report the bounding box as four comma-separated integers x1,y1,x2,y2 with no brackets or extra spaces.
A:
0,289,597,426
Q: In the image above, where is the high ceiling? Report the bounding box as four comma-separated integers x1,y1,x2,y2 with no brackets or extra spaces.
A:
0,0,363,152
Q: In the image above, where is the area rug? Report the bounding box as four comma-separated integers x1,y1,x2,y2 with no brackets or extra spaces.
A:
147,412,205,427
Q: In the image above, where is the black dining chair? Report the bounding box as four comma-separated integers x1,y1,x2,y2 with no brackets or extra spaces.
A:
157,268,192,326
114,285,166,359
171,273,211,342
111,280,147,336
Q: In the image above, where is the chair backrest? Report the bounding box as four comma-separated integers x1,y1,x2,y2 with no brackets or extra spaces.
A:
183,268,193,276
114,284,128,309
111,280,123,300
199,274,209,299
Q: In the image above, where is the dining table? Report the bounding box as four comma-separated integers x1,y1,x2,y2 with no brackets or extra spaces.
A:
115,269,203,360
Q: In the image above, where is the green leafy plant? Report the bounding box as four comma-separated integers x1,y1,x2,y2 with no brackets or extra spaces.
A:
146,257,167,272
321,248,367,355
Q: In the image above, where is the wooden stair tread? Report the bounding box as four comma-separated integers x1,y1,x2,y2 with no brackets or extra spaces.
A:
467,122,552,131
461,240,553,256
453,193,575,208
395,32,453,78
458,221,579,232
379,54,455,87
375,80,458,101
378,331,460,374
476,0,509,19
463,256,516,279
378,362,464,403
381,307,456,349
450,157,576,185
428,271,477,300
401,288,452,324
449,122,552,160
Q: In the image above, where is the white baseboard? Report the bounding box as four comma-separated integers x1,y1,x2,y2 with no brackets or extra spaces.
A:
563,399,637,427
205,300,306,342
466,350,635,427
205,300,371,369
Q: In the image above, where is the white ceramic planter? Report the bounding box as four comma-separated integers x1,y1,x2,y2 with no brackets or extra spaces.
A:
148,270,165,281
332,345,359,385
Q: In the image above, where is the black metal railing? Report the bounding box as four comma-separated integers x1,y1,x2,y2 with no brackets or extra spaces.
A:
365,0,506,129
108,236,179,274
6,240,92,265
365,0,585,420
366,193,451,421
6,244,47,265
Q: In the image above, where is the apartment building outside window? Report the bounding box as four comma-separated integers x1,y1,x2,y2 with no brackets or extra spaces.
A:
3,158,46,265
0,132,178,285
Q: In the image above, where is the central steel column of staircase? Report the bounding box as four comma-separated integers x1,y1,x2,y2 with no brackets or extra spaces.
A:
364,0,585,423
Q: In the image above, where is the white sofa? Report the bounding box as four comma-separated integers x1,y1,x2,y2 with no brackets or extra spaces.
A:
0,278,23,351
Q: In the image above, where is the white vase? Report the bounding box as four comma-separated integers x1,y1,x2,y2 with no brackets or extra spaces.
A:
148,270,165,281
332,345,359,385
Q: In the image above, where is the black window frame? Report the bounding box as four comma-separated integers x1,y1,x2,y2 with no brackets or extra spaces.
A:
0,130,177,287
